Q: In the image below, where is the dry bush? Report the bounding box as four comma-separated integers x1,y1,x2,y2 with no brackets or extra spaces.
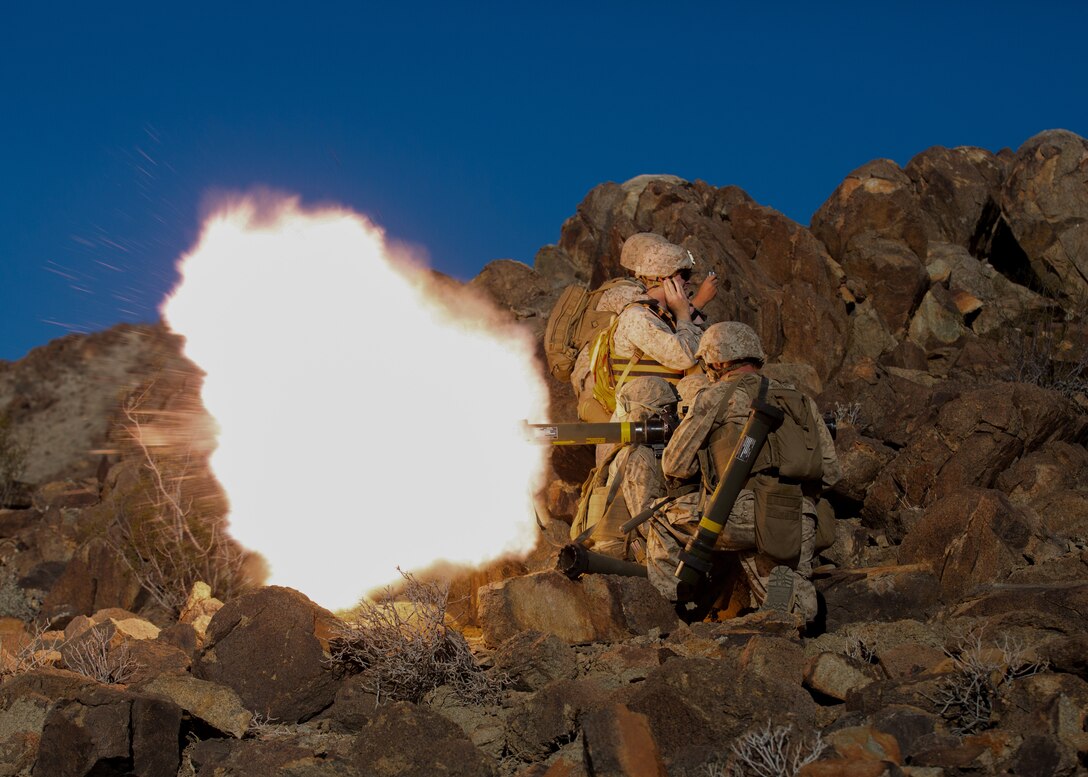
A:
63,627,138,685
106,391,257,614
0,414,28,508
330,570,503,705
1009,300,1088,401
703,722,828,777
0,623,63,678
929,631,1047,735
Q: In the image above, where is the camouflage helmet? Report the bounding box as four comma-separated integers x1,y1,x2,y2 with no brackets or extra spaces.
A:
616,376,677,421
696,322,766,366
619,233,694,279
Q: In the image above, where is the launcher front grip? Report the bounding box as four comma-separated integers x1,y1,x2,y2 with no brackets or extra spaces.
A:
674,399,785,587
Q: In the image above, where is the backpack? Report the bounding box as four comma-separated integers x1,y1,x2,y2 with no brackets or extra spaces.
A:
708,374,825,484
543,278,639,383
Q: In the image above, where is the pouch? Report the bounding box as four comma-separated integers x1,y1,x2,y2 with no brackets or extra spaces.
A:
752,474,803,564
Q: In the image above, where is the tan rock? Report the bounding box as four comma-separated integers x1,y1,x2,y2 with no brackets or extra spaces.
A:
829,725,903,763
141,674,252,738
477,570,678,648
803,652,882,701
581,703,667,777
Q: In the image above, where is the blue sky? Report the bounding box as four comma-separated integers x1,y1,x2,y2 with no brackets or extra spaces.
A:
2,2,1086,361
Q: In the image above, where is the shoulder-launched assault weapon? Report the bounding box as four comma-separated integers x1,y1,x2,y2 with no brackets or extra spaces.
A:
523,415,677,447
524,412,834,448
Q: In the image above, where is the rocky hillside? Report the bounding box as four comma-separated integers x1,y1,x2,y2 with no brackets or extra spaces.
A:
1,129,1086,776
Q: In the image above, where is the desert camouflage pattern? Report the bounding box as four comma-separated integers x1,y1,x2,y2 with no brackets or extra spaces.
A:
619,233,695,279
645,491,818,621
652,372,840,621
597,445,665,560
675,372,710,419
696,320,766,366
593,377,676,559
612,304,700,368
569,282,651,399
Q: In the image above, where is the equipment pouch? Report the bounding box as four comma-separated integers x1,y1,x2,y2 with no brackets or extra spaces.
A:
814,496,836,553
751,475,803,564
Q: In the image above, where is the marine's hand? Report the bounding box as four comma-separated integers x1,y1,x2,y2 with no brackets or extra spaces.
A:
692,273,720,309
664,277,691,322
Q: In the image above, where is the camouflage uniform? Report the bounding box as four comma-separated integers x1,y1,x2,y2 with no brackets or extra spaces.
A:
570,283,647,422
651,324,841,621
590,377,675,560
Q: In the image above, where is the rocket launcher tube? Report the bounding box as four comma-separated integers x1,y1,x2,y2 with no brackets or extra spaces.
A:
524,416,676,446
673,397,785,586
557,542,649,579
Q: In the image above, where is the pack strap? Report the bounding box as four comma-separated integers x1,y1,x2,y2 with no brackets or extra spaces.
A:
573,450,630,546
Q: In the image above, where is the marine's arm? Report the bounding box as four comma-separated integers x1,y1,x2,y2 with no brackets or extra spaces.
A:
613,306,700,370
660,385,724,479
621,446,666,516
808,396,842,490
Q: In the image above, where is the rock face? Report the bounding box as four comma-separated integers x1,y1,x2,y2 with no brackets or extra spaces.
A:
477,571,679,647
999,130,1088,299
0,325,182,484
193,586,344,723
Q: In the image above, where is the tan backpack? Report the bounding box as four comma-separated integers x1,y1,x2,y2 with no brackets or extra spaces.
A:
543,278,639,383
708,374,824,483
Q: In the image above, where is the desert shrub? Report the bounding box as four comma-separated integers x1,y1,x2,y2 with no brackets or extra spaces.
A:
330,570,503,705
703,721,828,777
0,623,63,678
0,414,28,507
929,631,1046,735
1008,300,1088,400
62,626,138,685
106,391,257,614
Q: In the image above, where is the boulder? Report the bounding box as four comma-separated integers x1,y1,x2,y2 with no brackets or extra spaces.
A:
863,383,1084,519
0,324,182,483
842,235,930,334
926,242,1051,336
352,700,497,776
829,426,897,506
945,581,1088,634
583,643,676,688
826,724,903,764
580,703,668,777
905,145,1007,248
36,683,182,777
492,630,579,691
1000,129,1088,299
39,537,143,628
193,586,344,723
617,656,819,775
803,653,883,702
138,674,252,738
816,565,940,631
898,489,1038,603
188,735,357,777
995,440,1088,504
810,158,930,264
0,670,97,776
477,570,679,647
468,259,557,336
505,678,608,761
908,285,971,350
317,675,379,734
994,672,1088,775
